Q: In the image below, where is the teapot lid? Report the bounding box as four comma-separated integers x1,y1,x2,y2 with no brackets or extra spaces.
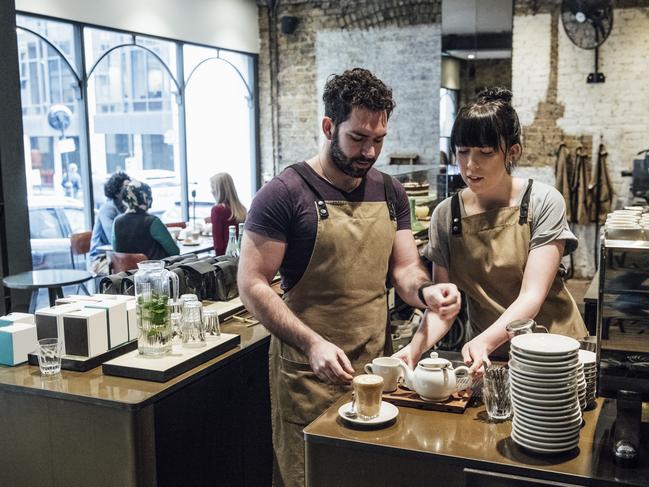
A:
419,352,451,369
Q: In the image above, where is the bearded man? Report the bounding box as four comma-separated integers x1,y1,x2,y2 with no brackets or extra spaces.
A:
238,68,461,487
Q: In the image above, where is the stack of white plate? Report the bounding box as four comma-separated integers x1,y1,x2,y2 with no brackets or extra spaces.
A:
578,350,597,408
509,334,582,454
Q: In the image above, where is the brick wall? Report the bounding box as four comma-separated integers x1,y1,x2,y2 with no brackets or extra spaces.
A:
512,2,649,278
257,0,442,179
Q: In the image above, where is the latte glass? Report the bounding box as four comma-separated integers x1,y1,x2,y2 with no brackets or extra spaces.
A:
353,374,384,420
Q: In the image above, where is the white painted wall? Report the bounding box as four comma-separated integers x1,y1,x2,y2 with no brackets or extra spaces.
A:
16,0,259,53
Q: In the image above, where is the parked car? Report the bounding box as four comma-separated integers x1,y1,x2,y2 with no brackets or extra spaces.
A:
29,195,86,270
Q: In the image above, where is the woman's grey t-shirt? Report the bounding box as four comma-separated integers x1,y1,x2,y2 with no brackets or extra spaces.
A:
423,179,578,269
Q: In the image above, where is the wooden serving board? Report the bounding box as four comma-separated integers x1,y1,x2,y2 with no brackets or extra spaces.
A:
382,385,473,413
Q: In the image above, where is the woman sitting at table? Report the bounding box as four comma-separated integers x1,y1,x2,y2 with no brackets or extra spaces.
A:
112,180,179,260
209,172,247,255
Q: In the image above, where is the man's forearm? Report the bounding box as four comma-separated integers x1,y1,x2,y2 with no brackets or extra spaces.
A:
392,261,430,308
240,278,323,355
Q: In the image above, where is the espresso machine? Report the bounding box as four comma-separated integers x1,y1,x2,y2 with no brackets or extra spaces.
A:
597,233,649,467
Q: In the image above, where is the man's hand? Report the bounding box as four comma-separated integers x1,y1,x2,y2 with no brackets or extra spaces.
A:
392,344,418,370
421,283,461,320
306,338,355,384
461,338,491,378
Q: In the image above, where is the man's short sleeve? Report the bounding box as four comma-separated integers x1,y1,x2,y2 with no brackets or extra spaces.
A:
392,179,411,231
244,177,293,242
530,183,578,255
423,198,452,269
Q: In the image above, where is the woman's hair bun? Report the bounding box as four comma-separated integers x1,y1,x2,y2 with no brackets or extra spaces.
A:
476,87,512,104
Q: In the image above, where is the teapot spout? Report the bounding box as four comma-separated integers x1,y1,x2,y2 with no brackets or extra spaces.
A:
398,361,414,390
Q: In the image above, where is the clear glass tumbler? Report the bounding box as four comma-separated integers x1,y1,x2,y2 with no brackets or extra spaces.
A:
181,300,206,348
37,338,63,375
483,366,512,421
203,310,221,337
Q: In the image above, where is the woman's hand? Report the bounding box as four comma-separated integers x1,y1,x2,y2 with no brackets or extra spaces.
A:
461,338,492,378
392,344,419,370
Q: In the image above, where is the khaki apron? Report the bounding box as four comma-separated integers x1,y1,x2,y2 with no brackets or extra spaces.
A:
270,164,397,487
448,179,587,359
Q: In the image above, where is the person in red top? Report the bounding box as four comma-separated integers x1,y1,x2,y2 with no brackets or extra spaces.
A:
209,172,247,255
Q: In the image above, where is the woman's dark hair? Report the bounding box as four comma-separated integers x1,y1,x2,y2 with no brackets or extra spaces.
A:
323,68,395,125
450,88,521,173
104,172,130,200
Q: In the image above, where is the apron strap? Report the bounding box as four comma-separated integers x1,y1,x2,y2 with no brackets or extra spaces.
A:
519,179,534,225
289,162,330,220
450,191,462,235
380,172,397,221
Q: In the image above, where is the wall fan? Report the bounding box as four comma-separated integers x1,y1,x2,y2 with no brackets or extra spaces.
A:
561,0,613,83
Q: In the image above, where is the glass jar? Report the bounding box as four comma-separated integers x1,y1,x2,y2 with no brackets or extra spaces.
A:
505,319,549,339
135,260,179,356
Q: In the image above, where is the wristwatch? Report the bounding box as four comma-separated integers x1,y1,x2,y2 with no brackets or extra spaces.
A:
417,281,435,308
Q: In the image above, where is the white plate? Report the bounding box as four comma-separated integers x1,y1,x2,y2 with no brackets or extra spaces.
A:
511,430,579,453
513,426,580,445
578,350,596,364
513,422,581,441
509,358,579,375
511,334,580,356
510,383,576,400
514,409,582,427
510,352,579,369
509,373,578,388
511,391,578,409
510,349,578,363
510,361,579,378
338,401,398,426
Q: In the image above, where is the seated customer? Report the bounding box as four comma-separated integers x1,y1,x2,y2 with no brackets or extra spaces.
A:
113,180,179,260
89,171,130,274
209,172,247,255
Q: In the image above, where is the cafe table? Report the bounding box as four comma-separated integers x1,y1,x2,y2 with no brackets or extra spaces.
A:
2,269,93,312
96,236,214,258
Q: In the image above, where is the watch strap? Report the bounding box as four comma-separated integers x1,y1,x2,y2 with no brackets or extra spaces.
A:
417,281,434,308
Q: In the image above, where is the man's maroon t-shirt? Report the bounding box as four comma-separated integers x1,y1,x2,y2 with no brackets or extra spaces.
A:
245,162,411,292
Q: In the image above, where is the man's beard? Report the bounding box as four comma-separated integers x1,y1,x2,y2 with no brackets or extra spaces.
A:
329,127,376,178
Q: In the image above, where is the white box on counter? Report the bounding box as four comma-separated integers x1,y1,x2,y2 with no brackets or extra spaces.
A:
0,323,38,365
35,304,83,354
62,308,109,357
0,312,35,327
126,300,137,341
83,300,128,349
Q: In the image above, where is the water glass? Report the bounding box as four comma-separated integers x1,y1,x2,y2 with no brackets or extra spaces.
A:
483,366,512,421
37,338,63,375
181,300,205,348
204,310,221,336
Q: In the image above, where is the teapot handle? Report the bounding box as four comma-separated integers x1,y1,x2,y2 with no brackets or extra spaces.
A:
454,365,473,390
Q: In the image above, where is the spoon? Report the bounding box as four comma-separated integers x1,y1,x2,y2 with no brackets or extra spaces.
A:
344,393,357,419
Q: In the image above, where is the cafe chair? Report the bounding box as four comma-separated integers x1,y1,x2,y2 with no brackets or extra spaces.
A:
69,231,92,294
107,251,148,274
165,222,186,229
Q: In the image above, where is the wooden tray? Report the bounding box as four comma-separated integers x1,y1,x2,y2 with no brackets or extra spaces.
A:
382,385,473,413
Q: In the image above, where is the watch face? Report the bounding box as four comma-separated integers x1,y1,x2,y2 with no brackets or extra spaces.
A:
561,4,613,50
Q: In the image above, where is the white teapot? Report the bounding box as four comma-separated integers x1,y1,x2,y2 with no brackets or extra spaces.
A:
398,352,472,402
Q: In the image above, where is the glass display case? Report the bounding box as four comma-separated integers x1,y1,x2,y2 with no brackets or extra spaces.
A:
597,236,649,400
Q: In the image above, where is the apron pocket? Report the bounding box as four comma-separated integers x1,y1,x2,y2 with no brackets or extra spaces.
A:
278,356,336,426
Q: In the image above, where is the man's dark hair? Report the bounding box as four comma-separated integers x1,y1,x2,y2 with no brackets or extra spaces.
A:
104,172,130,200
323,68,395,125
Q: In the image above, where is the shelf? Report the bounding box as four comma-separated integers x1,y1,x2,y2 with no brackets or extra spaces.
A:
379,164,438,176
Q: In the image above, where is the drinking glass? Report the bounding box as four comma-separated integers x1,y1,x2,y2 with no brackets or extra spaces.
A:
483,366,512,421
505,319,548,339
204,310,221,336
37,338,63,375
181,300,205,348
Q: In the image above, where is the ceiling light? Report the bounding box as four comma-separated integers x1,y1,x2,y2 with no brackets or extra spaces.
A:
467,53,475,60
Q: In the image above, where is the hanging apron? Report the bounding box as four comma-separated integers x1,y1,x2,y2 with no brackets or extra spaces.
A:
270,163,397,487
447,179,587,359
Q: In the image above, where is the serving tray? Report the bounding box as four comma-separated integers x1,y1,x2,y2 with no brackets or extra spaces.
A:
382,384,473,413
102,333,240,382
28,339,137,372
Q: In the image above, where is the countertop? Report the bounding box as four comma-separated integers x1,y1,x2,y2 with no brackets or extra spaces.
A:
0,300,270,410
305,394,649,486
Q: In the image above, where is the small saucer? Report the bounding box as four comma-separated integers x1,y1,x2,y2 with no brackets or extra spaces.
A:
182,240,200,246
338,401,399,427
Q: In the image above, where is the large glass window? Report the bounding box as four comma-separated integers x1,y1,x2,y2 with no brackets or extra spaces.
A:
183,45,255,224
16,13,257,271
